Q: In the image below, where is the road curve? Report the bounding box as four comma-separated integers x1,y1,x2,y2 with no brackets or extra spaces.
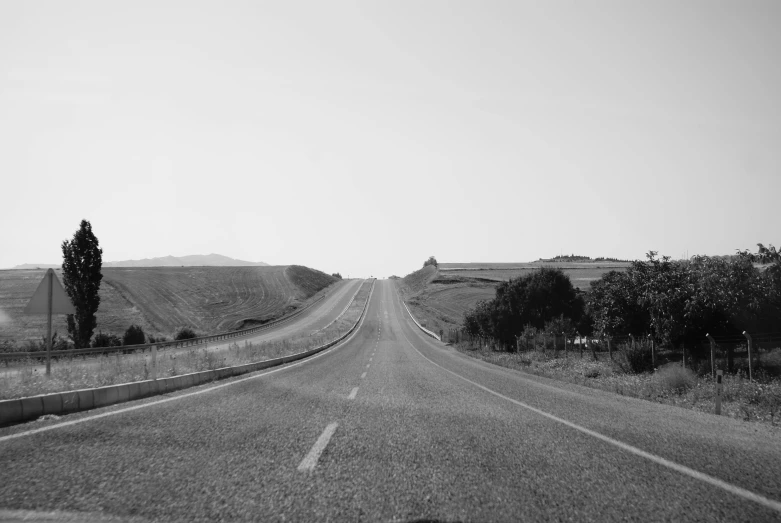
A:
0,279,780,522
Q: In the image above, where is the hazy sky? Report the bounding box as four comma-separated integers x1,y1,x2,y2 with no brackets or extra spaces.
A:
1,1,779,278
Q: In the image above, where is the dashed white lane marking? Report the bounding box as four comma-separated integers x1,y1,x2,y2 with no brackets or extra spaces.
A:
400,328,781,515
361,372,367,379
348,387,358,400
298,422,339,472
369,357,372,361
366,364,370,368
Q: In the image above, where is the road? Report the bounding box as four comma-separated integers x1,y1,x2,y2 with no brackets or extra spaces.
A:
0,278,364,379
1,279,780,522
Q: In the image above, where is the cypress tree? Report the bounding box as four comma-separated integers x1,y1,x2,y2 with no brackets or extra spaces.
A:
61,219,103,348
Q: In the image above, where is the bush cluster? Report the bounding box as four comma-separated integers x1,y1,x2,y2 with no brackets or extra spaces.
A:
174,327,198,341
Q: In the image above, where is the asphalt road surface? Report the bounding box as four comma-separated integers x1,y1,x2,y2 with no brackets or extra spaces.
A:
1,280,780,522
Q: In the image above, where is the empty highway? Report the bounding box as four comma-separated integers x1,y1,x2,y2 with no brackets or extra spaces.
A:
1,279,780,522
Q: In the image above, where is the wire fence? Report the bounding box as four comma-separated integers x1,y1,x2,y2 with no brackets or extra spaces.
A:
446,328,781,378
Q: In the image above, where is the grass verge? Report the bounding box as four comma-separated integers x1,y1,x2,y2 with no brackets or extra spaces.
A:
453,342,781,428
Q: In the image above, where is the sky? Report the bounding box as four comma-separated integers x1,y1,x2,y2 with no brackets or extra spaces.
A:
1,1,779,278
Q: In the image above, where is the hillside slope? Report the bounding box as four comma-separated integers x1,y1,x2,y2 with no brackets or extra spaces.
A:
397,266,494,337
397,262,626,338
0,265,336,343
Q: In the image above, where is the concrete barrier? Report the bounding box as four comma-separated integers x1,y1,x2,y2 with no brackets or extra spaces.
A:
76,389,94,410
93,386,118,408
61,391,80,413
0,279,376,427
0,400,22,425
20,397,43,420
41,394,62,416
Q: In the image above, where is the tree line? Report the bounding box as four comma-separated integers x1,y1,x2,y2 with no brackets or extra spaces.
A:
463,247,781,354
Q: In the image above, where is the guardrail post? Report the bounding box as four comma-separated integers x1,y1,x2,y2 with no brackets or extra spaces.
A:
742,331,753,381
706,333,716,378
151,345,157,381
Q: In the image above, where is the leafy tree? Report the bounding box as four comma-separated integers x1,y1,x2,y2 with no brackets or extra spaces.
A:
123,324,146,346
61,220,103,349
423,256,438,268
463,268,583,348
331,272,342,279
92,331,122,348
588,270,649,338
463,299,494,338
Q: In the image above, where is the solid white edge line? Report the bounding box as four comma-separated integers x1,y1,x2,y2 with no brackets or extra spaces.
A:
297,422,339,472
394,290,781,515
0,281,377,445
348,387,358,400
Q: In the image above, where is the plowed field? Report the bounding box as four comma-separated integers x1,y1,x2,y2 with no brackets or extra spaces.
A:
0,265,336,343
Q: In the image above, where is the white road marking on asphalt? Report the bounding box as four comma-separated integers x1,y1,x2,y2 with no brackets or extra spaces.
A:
348,387,359,400
361,372,367,379
0,282,378,444
297,422,339,472
366,364,370,368
400,327,781,515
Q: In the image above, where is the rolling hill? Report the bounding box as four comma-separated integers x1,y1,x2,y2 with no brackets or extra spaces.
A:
8,254,268,270
0,265,336,343
397,262,630,337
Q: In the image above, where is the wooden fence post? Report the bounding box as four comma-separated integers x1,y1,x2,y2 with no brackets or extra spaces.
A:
649,335,655,370
706,333,716,378
742,331,753,382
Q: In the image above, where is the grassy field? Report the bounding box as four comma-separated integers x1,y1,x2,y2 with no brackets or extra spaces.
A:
0,265,337,343
397,261,629,336
439,261,630,291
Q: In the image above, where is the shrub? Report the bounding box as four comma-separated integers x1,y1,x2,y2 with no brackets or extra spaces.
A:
122,324,146,346
331,272,342,279
616,342,654,374
656,365,697,394
174,327,197,341
92,331,122,348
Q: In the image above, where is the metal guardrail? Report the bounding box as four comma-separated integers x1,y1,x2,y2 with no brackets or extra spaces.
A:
401,300,441,341
0,292,329,362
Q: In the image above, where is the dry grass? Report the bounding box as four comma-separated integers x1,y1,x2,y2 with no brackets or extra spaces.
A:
454,343,781,427
0,281,371,401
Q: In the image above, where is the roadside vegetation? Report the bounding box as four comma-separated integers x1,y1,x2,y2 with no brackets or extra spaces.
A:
0,281,372,400
453,343,781,426
403,247,781,427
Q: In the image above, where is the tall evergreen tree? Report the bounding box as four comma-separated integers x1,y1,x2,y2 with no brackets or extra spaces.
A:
61,220,103,348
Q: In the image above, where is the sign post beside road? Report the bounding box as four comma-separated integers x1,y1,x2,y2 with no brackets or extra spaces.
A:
23,269,76,376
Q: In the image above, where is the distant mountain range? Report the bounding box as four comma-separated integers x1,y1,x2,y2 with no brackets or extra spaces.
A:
8,254,268,270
